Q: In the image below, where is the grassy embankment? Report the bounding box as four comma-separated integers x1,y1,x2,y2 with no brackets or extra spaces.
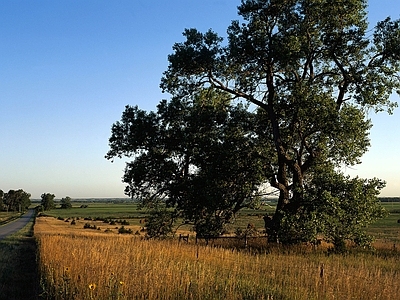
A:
34,201,400,299
0,211,23,225
0,214,38,300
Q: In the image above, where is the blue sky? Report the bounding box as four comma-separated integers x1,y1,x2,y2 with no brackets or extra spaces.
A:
0,1,399,199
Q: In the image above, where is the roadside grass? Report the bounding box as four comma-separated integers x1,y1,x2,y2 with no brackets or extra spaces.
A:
0,216,38,300
0,211,23,224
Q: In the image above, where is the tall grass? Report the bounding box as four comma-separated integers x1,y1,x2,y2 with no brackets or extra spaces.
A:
35,218,400,300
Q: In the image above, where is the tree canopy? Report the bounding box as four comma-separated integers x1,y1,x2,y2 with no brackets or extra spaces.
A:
41,193,56,211
108,0,399,247
0,190,3,210
2,189,31,212
107,90,271,236
60,196,72,209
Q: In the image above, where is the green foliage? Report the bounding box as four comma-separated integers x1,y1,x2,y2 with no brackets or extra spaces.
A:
145,209,175,239
3,189,31,212
60,196,72,209
157,0,398,247
0,190,3,210
107,90,271,235
303,164,387,249
106,0,399,247
194,215,226,238
41,193,56,211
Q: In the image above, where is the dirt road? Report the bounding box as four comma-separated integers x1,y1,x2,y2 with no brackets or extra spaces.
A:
0,209,35,240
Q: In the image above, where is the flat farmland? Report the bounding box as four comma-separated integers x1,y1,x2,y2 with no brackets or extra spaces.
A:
38,200,400,244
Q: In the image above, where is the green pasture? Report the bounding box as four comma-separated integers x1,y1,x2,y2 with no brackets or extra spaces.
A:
367,203,400,244
41,202,146,219
34,199,400,242
381,201,400,213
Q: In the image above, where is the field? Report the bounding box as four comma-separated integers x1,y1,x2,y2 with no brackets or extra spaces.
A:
32,200,400,299
36,201,400,244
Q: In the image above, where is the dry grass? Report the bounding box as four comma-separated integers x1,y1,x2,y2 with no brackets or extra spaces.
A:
35,217,400,300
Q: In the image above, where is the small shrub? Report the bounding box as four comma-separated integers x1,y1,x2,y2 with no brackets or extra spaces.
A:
83,223,97,230
235,223,259,238
118,226,132,234
146,209,174,238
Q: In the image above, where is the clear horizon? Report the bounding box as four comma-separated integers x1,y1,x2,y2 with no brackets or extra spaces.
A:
1,1,399,198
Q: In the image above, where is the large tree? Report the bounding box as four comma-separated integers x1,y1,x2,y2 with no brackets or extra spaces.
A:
41,193,56,211
159,0,399,246
60,196,72,209
107,90,271,236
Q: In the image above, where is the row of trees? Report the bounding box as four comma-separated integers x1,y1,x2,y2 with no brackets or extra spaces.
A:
0,190,73,212
107,0,400,249
0,189,31,212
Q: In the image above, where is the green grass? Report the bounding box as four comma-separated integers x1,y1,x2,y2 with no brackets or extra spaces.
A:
0,216,38,300
381,201,400,213
39,200,400,243
41,202,147,219
367,203,400,244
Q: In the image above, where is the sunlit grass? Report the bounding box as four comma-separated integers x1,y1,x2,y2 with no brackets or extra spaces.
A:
0,211,23,224
35,217,400,300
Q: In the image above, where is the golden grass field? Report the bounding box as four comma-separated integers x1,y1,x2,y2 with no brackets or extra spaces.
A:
35,216,400,300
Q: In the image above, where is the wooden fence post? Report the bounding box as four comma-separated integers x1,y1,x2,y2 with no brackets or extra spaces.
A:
320,263,325,284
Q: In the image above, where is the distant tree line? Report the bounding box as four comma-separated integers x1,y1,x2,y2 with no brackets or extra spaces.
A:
379,197,400,202
0,189,31,212
0,190,74,212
